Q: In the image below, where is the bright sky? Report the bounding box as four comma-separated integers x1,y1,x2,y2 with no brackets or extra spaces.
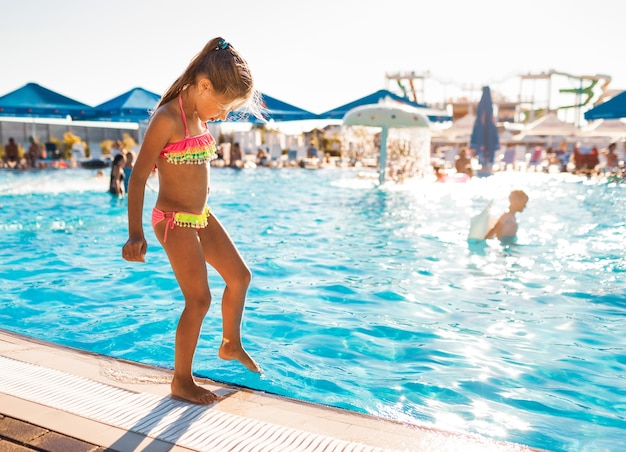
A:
1,0,624,116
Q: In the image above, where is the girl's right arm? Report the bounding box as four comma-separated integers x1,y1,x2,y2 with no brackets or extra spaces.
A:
122,110,174,262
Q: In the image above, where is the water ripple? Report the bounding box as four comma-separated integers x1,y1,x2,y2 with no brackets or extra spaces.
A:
1,168,625,451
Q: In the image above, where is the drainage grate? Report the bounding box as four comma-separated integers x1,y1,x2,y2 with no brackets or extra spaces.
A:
0,356,380,452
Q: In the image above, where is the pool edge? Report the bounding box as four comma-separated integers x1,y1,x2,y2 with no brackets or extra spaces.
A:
0,329,541,451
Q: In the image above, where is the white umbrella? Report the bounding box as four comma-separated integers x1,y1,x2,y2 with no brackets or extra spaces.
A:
343,102,430,183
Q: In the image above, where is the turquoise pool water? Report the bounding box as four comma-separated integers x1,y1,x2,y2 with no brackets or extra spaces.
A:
1,167,624,451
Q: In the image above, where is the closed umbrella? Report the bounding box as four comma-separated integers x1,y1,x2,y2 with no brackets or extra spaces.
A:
470,86,500,172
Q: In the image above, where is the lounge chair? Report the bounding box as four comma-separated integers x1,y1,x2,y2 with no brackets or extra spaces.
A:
499,148,516,171
527,147,544,171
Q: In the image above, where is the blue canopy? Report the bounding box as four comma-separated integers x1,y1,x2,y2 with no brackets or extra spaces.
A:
228,92,319,122
319,89,452,123
0,82,93,119
261,93,319,121
584,90,626,120
92,87,161,122
470,86,500,167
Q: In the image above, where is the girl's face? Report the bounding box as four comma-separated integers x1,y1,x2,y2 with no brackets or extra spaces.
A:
196,79,244,122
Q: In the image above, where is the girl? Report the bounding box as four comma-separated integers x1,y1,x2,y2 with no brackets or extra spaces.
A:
122,37,262,405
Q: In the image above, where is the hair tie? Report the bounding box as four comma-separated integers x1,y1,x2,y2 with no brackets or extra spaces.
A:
216,39,230,50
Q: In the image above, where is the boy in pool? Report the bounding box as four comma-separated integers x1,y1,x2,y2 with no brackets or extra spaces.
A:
122,37,262,405
485,189,529,241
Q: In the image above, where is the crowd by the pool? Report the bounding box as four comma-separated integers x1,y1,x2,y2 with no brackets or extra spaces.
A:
2,131,625,183
432,141,624,179
1,132,139,171
208,140,332,170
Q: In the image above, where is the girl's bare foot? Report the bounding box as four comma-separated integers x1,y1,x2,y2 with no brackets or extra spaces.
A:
219,338,262,373
171,376,219,405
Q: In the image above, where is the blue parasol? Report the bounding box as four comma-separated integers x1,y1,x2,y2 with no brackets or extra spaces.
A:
470,86,500,170
0,82,93,119
584,90,626,120
321,89,451,123
92,87,161,122
227,92,319,123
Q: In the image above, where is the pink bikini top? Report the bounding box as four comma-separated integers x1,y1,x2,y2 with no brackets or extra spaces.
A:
159,95,217,165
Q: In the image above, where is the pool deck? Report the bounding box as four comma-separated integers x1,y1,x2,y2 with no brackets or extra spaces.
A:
0,329,540,451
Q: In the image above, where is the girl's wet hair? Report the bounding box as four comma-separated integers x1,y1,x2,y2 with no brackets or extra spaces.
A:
157,37,263,121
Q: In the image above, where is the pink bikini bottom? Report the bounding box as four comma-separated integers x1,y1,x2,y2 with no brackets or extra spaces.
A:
151,206,211,242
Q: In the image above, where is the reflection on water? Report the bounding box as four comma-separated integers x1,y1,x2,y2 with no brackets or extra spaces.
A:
1,168,625,451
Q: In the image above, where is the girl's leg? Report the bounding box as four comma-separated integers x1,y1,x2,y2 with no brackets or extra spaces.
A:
199,214,261,373
155,221,218,404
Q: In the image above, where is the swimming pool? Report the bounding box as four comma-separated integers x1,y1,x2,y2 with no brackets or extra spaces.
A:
1,167,624,451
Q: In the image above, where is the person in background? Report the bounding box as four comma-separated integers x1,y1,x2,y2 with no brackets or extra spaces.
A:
306,141,318,158
603,142,619,172
122,37,262,405
546,146,559,166
123,149,136,193
109,153,126,195
256,147,268,166
215,144,224,160
485,190,529,242
229,141,242,167
433,165,447,182
454,146,473,177
27,136,42,168
3,138,19,168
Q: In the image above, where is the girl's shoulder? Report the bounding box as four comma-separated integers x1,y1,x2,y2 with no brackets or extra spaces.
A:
147,103,180,137
151,100,178,124
138,104,182,158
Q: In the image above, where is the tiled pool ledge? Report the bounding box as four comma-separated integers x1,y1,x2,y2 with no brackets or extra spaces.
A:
0,330,538,451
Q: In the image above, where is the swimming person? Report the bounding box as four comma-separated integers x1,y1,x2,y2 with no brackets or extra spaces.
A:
122,37,262,405
485,189,529,242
